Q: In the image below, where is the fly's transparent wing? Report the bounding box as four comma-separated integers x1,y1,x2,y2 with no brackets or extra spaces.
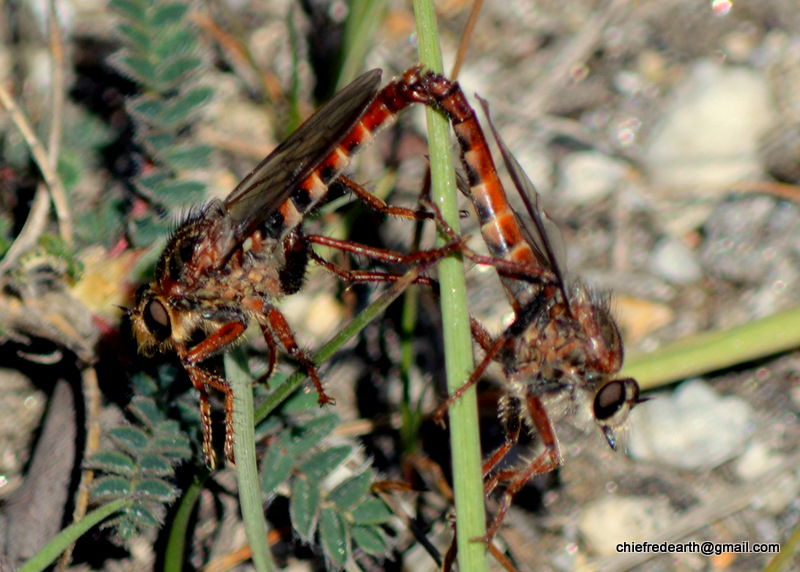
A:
223,69,383,244
476,96,569,284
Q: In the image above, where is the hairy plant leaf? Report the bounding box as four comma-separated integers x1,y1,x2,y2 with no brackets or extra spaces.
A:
127,501,160,527
143,132,175,154
151,433,193,459
161,144,212,169
153,28,196,60
290,476,320,541
129,397,164,428
136,172,169,195
92,476,132,499
260,444,295,496
86,451,136,475
131,215,171,248
155,180,207,207
300,446,353,483
320,507,349,568
129,95,164,123
115,517,139,540
157,56,203,88
109,426,149,453
150,3,189,26
138,453,173,476
117,23,151,52
159,87,213,127
350,498,392,525
351,525,387,556
134,478,177,502
110,0,147,22
284,413,340,456
328,471,372,510
115,53,157,85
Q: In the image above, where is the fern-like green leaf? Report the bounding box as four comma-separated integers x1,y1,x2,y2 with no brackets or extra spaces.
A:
350,498,393,525
290,476,320,541
109,426,149,453
134,478,178,502
115,53,158,85
351,525,388,556
320,507,349,568
150,3,190,26
300,446,353,483
86,451,136,476
328,471,372,510
109,0,147,23
92,476,132,499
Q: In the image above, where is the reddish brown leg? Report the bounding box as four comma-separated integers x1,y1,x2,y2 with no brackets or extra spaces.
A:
470,316,494,353
176,323,247,466
338,175,432,221
185,369,217,467
255,325,278,386
432,333,509,426
307,234,462,267
184,365,237,466
481,395,562,544
308,249,440,289
264,306,335,406
183,321,247,366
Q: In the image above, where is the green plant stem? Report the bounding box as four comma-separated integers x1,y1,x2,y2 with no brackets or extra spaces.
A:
164,470,209,570
338,0,388,89
763,514,800,572
413,3,489,571
622,305,800,390
226,350,275,572
19,498,130,572
399,223,424,455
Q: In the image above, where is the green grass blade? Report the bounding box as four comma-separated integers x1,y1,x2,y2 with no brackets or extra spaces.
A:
412,2,489,570
164,471,209,570
622,305,800,390
226,350,276,572
18,498,130,572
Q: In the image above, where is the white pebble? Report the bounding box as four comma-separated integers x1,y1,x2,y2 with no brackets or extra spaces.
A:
629,379,754,470
647,237,702,284
556,151,629,203
645,61,773,196
579,496,674,556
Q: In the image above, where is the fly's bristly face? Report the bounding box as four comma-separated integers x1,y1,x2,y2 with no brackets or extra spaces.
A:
130,282,205,357
130,285,173,355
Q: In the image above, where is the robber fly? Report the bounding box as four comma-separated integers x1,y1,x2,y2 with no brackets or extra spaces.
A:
403,71,643,542
130,69,457,467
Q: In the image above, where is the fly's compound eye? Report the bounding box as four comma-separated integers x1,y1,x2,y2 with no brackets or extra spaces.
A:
143,299,172,341
594,379,627,420
593,378,640,450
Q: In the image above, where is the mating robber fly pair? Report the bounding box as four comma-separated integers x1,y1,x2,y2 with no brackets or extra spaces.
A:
130,66,641,539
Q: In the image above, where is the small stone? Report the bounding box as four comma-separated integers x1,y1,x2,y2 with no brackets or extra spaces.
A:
555,151,629,204
736,443,796,514
614,295,675,342
629,379,754,471
645,61,773,196
647,237,702,284
735,441,783,481
579,496,674,556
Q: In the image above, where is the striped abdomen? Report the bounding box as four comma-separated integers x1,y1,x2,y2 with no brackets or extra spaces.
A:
262,76,426,241
406,71,544,305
